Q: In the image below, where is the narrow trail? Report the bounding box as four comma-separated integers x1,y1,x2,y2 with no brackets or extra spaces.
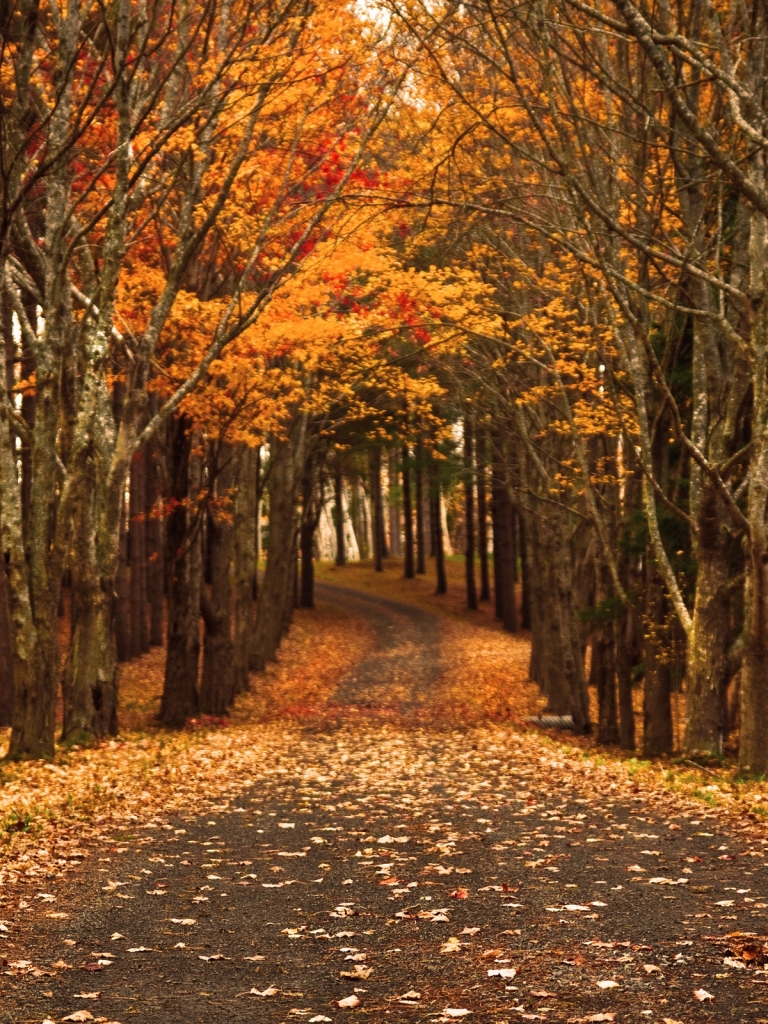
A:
313,581,445,718
3,586,767,1024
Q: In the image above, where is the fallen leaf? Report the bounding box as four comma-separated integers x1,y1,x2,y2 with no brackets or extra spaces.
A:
399,989,421,1002
487,968,516,979
441,937,462,953
723,957,746,970
340,965,373,979
73,991,101,999
250,985,279,996
62,1013,95,1023
335,994,360,1008
597,980,619,989
170,918,196,926
693,988,714,1002
442,1010,471,1019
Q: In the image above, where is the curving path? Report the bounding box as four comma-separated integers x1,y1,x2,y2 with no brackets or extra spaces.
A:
2,585,765,1024
314,581,445,717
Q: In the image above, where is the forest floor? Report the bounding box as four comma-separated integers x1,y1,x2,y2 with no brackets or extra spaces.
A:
2,560,768,1024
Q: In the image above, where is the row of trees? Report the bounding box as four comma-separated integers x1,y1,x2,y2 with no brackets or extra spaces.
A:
385,0,768,770
3,0,768,774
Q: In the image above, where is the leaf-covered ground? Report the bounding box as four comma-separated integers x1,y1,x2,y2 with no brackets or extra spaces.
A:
2,563,768,1024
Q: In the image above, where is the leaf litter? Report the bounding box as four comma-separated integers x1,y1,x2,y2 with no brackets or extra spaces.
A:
3,570,768,1022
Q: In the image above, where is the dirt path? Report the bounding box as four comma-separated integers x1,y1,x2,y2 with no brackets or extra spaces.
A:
312,581,445,719
3,586,768,1024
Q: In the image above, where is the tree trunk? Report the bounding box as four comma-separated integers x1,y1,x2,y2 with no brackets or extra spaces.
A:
431,464,447,595
129,450,148,657
615,606,637,751
491,470,517,633
591,562,619,744
0,559,14,727
19,317,35,545
415,441,426,574
525,512,572,716
113,379,130,660
591,630,619,745
643,571,673,757
200,446,236,716
388,449,401,557
251,428,304,671
519,516,531,629
146,433,165,647
115,491,131,661
684,480,732,757
371,448,384,571
159,421,202,728
553,539,591,735
464,415,477,610
62,578,118,743
5,357,64,759
476,437,490,601
402,444,414,579
233,445,257,695
334,461,345,566
300,460,316,609
61,428,121,743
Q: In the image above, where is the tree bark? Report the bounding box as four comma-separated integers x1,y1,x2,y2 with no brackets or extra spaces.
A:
431,463,447,595
643,571,673,757
200,445,236,716
588,564,619,746
464,415,477,610
490,437,516,632
476,437,490,601
370,447,384,571
615,606,637,751
251,425,305,671
299,459,318,609
388,449,401,557
146,432,165,647
61,425,121,743
402,444,414,579
684,481,733,757
159,421,202,728
115,491,131,662
0,559,14,727
519,516,531,629
233,445,257,695
334,461,345,566
415,440,426,574
129,450,148,658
